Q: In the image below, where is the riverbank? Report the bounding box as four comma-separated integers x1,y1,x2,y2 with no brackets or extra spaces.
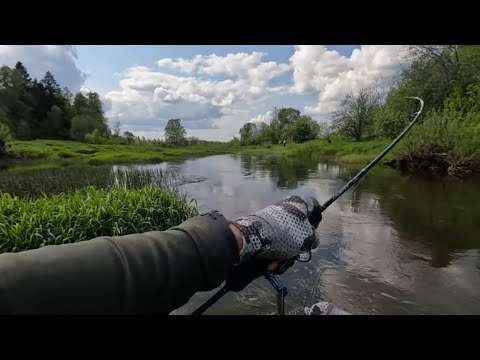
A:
5,139,406,172
7,140,238,169
7,139,478,177
241,139,392,165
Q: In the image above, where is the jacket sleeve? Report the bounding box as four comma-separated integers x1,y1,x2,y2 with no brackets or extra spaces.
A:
0,211,239,314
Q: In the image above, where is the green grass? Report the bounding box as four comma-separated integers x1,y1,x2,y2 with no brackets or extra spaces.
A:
0,185,198,254
9,140,239,167
240,139,392,165
8,138,398,171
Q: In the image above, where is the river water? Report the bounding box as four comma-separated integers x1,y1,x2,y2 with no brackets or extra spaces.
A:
4,153,480,314
127,153,480,315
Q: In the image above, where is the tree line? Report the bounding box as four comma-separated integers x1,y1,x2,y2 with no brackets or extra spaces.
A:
0,62,108,142
0,61,199,148
238,45,480,175
239,107,322,146
330,46,480,145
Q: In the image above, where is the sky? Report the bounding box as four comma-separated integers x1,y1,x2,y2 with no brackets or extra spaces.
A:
0,45,407,141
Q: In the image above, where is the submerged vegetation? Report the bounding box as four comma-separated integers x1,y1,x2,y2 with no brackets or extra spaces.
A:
0,166,184,198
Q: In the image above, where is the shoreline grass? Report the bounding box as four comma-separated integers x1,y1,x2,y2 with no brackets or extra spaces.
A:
8,139,391,168
0,166,184,198
0,185,198,254
6,138,416,173
240,139,392,165
8,139,239,168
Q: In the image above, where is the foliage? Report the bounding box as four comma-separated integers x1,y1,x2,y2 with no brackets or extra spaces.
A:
239,107,321,146
330,88,381,141
239,122,258,145
164,119,187,146
0,62,107,141
0,186,198,253
373,45,480,175
0,122,13,142
396,93,480,176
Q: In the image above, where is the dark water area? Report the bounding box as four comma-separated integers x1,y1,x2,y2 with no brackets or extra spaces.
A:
3,153,480,314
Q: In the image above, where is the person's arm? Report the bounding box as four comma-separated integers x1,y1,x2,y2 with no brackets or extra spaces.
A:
0,212,240,315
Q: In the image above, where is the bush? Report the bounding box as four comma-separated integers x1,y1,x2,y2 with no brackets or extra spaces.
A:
396,105,480,176
374,106,407,139
0,123,13,142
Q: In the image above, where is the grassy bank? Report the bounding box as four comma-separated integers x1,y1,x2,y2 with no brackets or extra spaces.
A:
0,185,198,254
240,139,392,164
8,139,238,167
8,139,392,168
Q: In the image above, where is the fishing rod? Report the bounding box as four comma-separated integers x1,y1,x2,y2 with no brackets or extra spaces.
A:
191,97,424,316
319,97,424,213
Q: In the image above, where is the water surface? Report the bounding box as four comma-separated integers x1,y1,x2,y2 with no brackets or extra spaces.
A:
3,154,480,314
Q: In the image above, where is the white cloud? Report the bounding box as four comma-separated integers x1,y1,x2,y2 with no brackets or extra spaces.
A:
0,45,86,91
290,45,351,94
157,51,291,87
290,45,407,116
106,52,290,140
249,110,273,124
106,46,408,141
157,56,202,73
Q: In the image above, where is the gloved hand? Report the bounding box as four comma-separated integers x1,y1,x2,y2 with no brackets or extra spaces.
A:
303,301,351,315
225,194,321,292
230,194,321,263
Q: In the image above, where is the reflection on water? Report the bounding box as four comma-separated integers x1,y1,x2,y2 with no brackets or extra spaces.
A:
167,154,480,315
3,154,480,314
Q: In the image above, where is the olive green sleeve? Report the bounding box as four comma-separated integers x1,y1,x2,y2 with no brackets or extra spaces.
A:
0,212,239,314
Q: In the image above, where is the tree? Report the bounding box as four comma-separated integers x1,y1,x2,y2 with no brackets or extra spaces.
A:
254,123,274,144
164,119,187,145
282,115,319,143
331,88,381,141
187,136,200,145
270,107,301,144
405,45,461,84
41,71,61,95
70,114,100,141
123,131,135,145
0,64,36,139
45,105,63,137
15,62,31,82
72,93,88,115
112,120,122,137
239,122,257,145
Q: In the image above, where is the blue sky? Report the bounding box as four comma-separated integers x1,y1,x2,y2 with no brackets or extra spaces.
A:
0,45,405,141
77,45,360,94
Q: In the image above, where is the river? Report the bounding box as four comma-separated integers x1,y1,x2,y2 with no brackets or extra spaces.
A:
4,153,480,314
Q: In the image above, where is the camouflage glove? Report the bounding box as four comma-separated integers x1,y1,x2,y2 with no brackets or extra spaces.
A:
231,195,321,263
304,301,351,315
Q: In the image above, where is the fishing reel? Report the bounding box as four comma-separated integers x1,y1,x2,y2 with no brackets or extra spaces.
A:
262,203,323,315
193,197,325,316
